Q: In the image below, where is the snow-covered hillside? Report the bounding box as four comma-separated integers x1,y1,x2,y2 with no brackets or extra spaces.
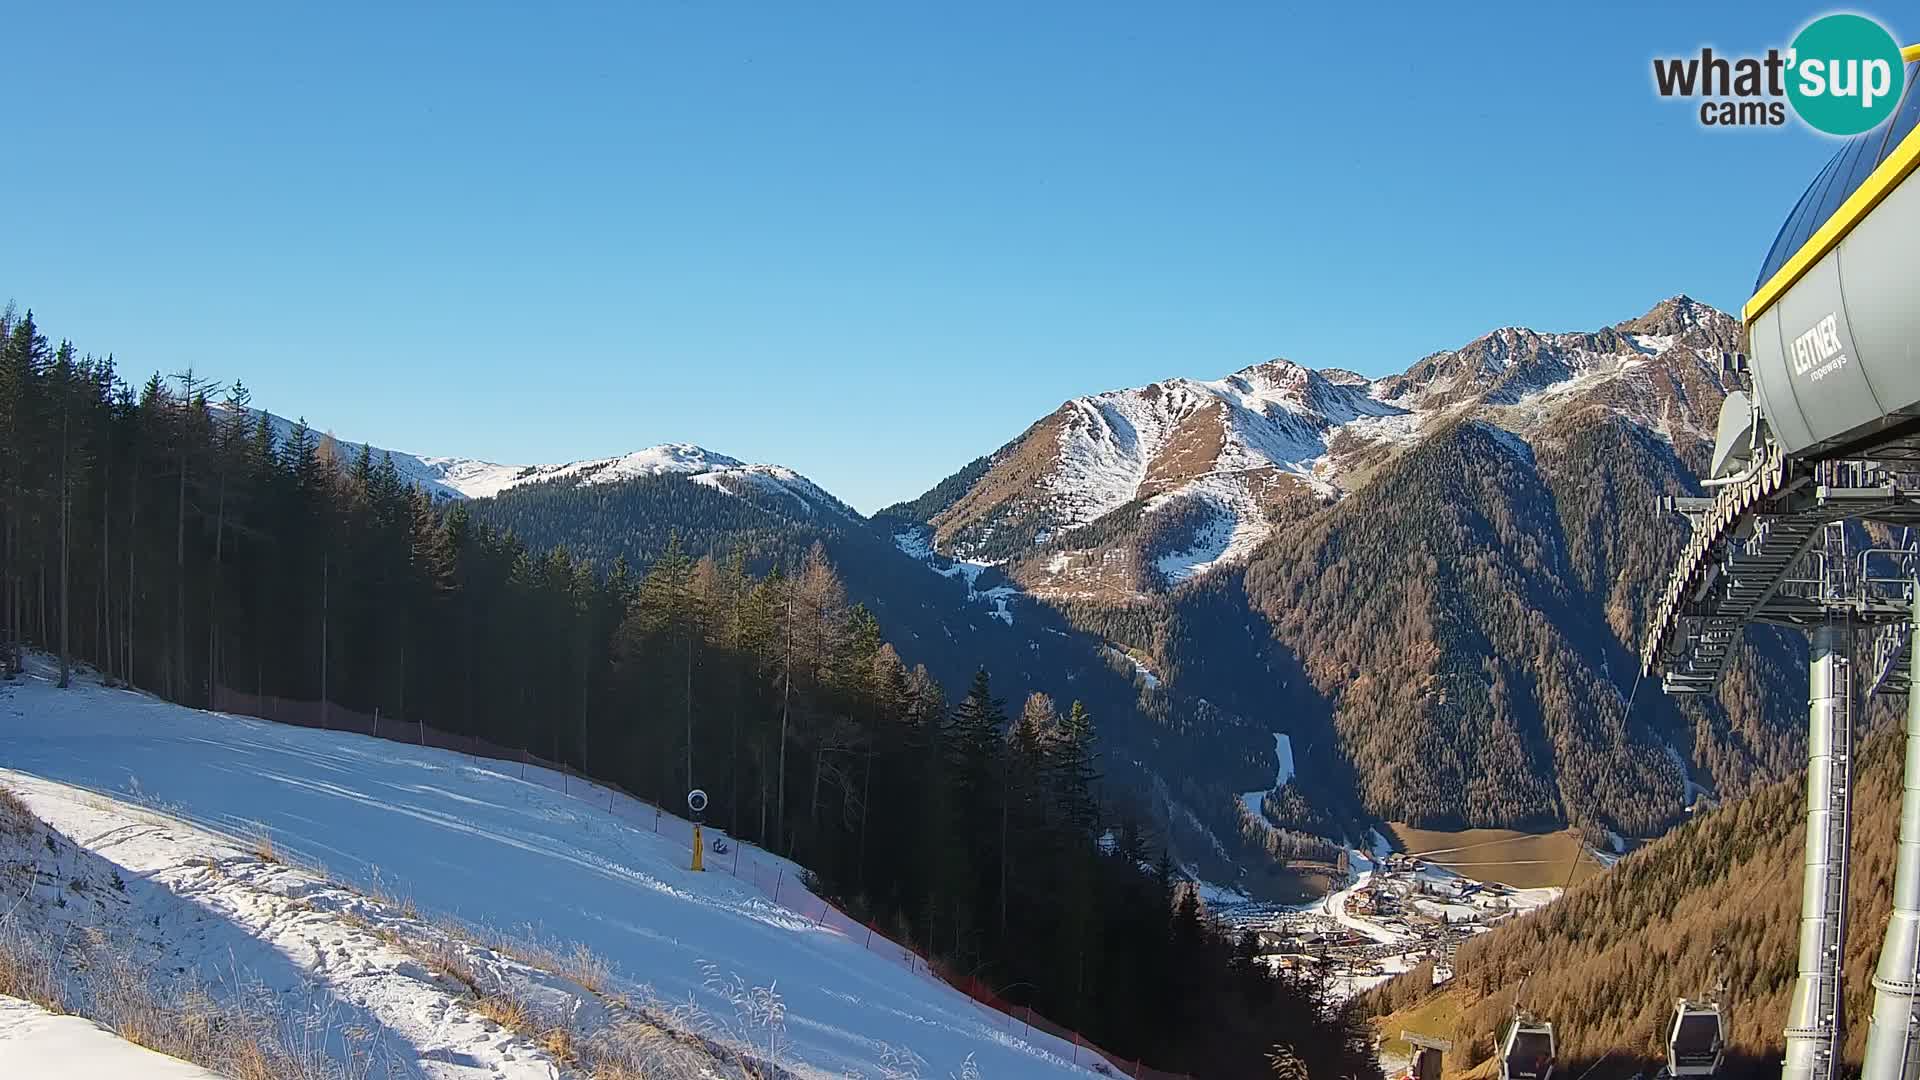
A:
1045,360,1402,529
0,664,1113,1078
217,406,852,516
0,997,225,1079
912,295,1736,590
417,444,857,517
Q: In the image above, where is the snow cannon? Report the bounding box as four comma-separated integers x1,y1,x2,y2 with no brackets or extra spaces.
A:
687,789,708,872
1499,1013,1555,1080
1664,999,1725,1079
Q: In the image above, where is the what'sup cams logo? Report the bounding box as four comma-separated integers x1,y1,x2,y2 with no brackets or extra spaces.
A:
1654,13,1906,134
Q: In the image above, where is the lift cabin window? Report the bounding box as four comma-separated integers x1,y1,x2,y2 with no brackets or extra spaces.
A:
1670,1013,1722,1068
1505,1032,1554,1080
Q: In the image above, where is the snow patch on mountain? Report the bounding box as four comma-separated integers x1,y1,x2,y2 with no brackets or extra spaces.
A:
1482,424,1536,464
1665,743,1718,812
1237,734,1296,832
894,528,1019,625
1269,733,1295,788
1149,483,1273,585
1042,362,1403,538
1103,646,1161,689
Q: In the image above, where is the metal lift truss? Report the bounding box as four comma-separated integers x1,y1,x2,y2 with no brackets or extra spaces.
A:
1641,450,1920,1080
1642,451,1920,696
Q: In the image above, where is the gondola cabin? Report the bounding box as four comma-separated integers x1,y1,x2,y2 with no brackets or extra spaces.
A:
1501,1015,1556,1080
1665,1000,1725,1078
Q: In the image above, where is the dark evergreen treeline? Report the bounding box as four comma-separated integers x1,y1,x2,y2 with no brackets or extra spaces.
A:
468,471,841,577
871,448,997,525
468,456,1328,892
0,308,1378,1079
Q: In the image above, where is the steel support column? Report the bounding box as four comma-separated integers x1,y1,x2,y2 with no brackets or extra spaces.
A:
1864,584,1920,1080
1785,620,1854,1080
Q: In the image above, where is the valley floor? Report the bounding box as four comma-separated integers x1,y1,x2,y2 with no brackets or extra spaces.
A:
0,658,1111,1078
1384,824,1607,891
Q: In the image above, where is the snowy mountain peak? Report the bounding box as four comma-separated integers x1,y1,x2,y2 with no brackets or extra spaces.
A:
1317,367,1373,388
603,442,747,475
416,443,855,517
1614,293,1723,338
907,296,1740,592
211,406,853,518
419,442,759,498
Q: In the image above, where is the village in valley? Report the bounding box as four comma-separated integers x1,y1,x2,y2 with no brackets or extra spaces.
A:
1214,834,1602,1002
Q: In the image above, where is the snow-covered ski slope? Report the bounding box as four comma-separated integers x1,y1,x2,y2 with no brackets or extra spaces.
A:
0,996,224,1079
0,666,1111,1078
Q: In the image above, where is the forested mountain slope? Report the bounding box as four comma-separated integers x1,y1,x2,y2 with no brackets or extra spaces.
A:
465,467,1351,895
1361,720,1907,1077
893,297,1807,836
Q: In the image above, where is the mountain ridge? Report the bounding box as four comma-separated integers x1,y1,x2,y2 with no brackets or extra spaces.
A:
242,293,1795,847
216,405,856,518
882,295,1733,600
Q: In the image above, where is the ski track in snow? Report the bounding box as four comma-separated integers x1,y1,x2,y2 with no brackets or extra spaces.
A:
0,664,1113,1079
1237,734,1295,833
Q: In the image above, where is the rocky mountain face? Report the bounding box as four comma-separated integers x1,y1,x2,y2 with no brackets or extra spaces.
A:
888,296,1808,838
885,295,1737,598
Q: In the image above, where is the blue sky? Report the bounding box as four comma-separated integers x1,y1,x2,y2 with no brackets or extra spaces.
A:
0,2,1895,512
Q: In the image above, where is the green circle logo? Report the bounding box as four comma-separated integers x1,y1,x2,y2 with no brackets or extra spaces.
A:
1788,14,1906,135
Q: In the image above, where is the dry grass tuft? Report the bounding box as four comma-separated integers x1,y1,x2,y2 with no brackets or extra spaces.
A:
457,982,595,1072
540,1023,577,1064
246,826,279,865
469,989,532,1031
577,1016,752,1080
562,941,610,994
424,936,480,996
0,785,33,836
471,922,614,996
361,866,420,920
0,921,63,1007
0,911,380,1079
